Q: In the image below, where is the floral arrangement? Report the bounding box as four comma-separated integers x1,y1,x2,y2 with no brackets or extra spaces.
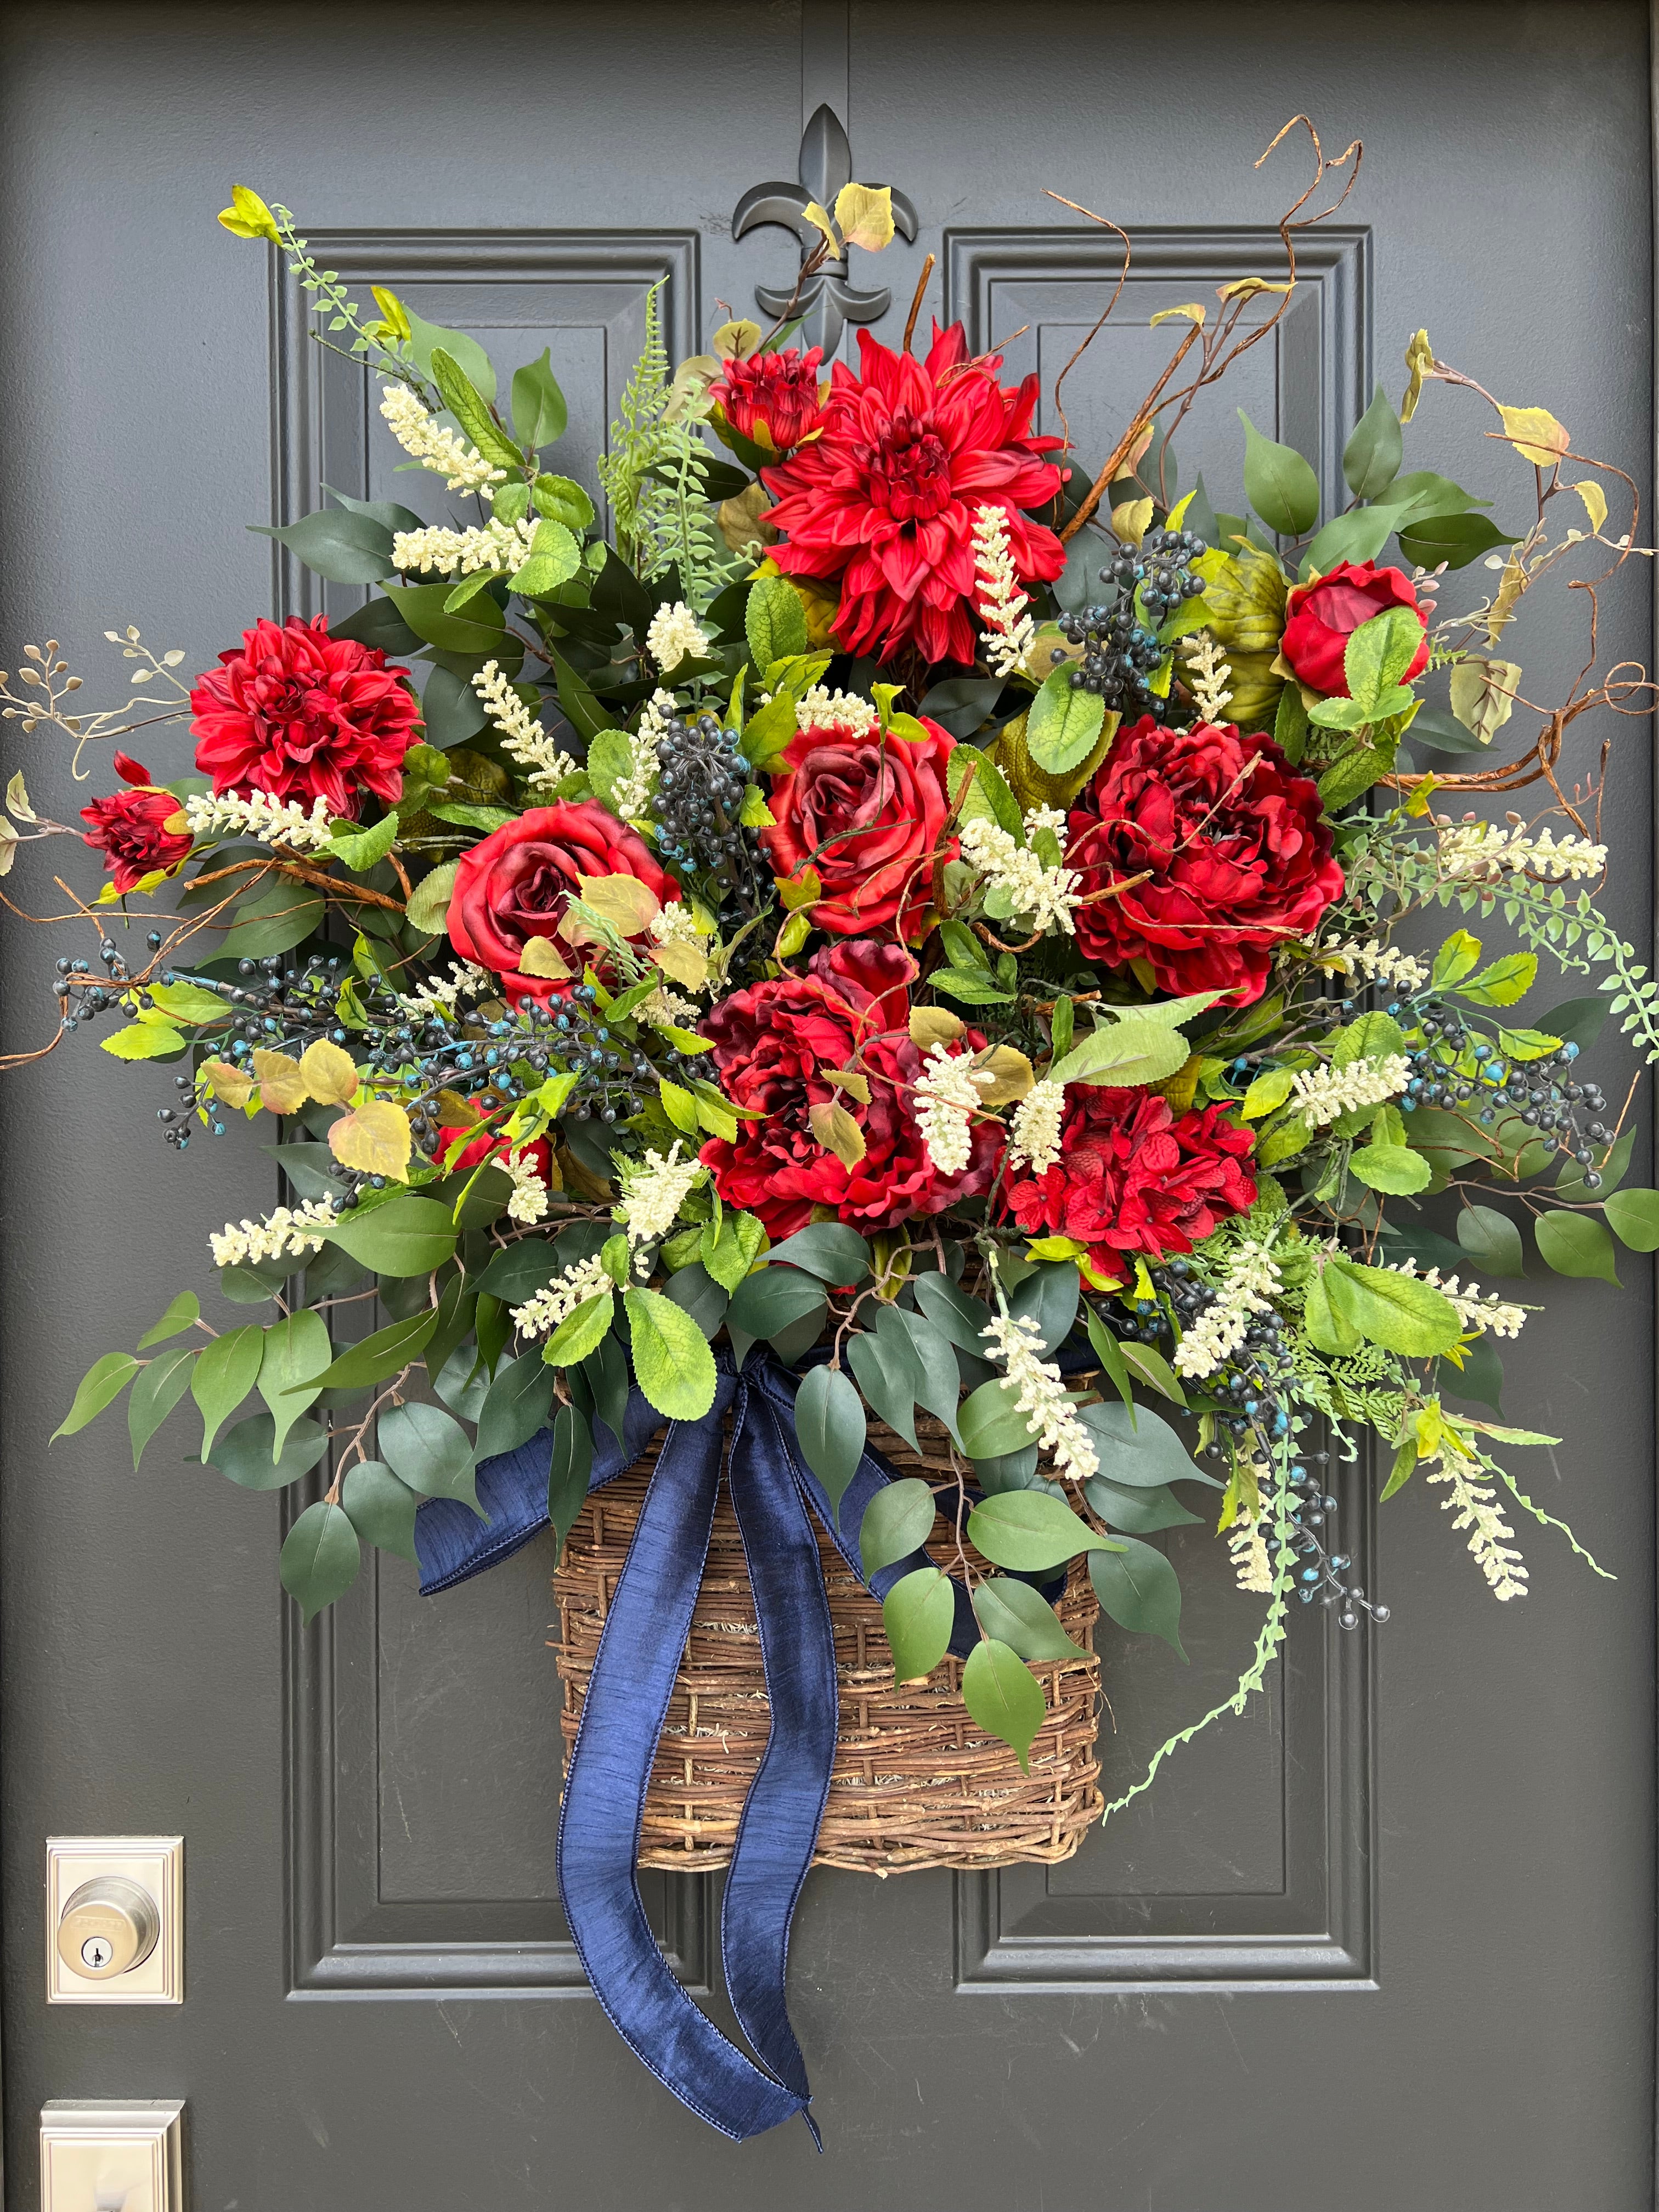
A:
25,133,1656,1819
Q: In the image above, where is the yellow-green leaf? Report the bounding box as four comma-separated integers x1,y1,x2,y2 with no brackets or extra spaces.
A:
328,1099,413,1182
578,872,661,935
833,182,894,252
300,1039,359,1105
253,1048,308,1114
1496,403,1570,470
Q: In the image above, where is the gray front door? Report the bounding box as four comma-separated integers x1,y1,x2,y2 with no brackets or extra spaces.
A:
3,5,1653,2207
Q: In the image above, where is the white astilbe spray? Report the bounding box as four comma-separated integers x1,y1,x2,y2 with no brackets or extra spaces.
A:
648,900,701,950
646,601,708,674
209,1198,338,1269
392,518,538,578
980,1311,1099,1485
379,382,507,494
1289,1053,1412,1131
913,1043,989,1176
511,1254,614,1344
1227,1500,1274,1594
471,660,578,791
957,814,1084,935
971,504,1036,676
637,983,702,1030
503,1149,550,1226
1346,937,1431,992
1174,1239,1283,1380
184,788,334,851
611,690,675,821
614,1141,706,1252
1007,1079,1065,1175
1437,814,1607,883
1426,1444,1529,1599
1386,1259,1528,1340
795,685,877,737
395,961,494,1020
1180,630,1234,723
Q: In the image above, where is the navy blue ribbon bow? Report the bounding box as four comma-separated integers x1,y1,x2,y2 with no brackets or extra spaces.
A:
414,1348,976,2144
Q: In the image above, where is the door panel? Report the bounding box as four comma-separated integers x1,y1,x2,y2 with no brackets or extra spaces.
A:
3,5,1652,2208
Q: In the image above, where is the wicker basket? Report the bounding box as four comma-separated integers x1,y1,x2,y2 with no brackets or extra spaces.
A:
552,1415,1103,1874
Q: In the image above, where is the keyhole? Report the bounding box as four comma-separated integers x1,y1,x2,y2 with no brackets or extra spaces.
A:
81,1935,114,1971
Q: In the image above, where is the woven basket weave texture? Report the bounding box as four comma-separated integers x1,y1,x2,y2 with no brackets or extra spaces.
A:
552,1415,1103,1874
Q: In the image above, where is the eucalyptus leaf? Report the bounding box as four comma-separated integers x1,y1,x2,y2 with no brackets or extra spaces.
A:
961,1640,1046,1773
881,1565,955,1683
793,1363,866,1523
1089,1536,1187,1658
340,1460,421,1566
280,1499,361,1623
972,1576,1087,1661
855,1476,936,1577
379,1401,482,1513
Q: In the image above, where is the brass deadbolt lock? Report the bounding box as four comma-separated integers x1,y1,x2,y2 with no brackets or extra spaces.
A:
56,1876,161,1980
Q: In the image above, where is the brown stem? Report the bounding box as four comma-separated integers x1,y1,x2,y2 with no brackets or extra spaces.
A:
902,253,937,354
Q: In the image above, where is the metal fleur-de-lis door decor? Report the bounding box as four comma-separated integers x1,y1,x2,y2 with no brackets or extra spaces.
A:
732,103,918,358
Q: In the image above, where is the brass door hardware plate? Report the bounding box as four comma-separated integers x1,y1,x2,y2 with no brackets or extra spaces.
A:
40,2100,185,2212
46,1837,183,2005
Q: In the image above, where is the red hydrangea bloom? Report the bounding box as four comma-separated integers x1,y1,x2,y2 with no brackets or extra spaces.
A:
1067,717,1342,1005
698,939,1001,1240
761,712,956,937
1280,560,1429,697
80,751,193,894
190,614,420,818
709,345,825,452
1003,1086,1257,1283
760,321,1066,666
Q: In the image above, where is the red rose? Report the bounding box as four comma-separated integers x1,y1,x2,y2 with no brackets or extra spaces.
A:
448,800,679,1006
710,346,825,452
191,613,420,818
80,753,193,893
760,321,1066,665
761,714,956,939
1003,1086,1256,1282
698,939,1001,1240
1067,717,1343,1005
1280,560,1429,697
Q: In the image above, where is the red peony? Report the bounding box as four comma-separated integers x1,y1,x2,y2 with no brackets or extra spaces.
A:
698,939,1001,1240
1067,717,1342,1005
710,345,825,452
1003,1086,1257,1283
1280,560,1429,697
190,614,420,818
80,752,194,894
448,800,679,1007
761,713,956,938
760,321,1066,666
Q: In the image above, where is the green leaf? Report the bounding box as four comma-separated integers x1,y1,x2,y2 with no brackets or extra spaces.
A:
541,1290,616,1368
511,519,580,600
1238,408,1320,536
258,1310,331,1459
474,1350,556,1462
340,1460,421,1566
546,1402,594,1564
127,1346,196,1468
404,307,496,401
297,1307,436,1393
972,1576,1087,1661
137,1291,201,1350
793,1363,866,1523
1457,1205,1526,1277
320,810,398,871
1048,1015,1190,1090
1088,1535,1187,1658
100,1022,187,1062
929,969,1017,1006
1304,1268,1363,1355
624,1286,717,1419
966,1489,1115,1571
1432,929,1483,987
144,981,233,1026
429,347,523,470
1085,1476,1203,1534
845,1322,923,1452
379,1400,482,1511
912,1272,993,1353
210,1411,328,1489
728,1265,829,1342
1396,511,1517,572
404,859,459,938
1083,1306,1135,1411
385,582,509,657
1455,952,1537,1007
280,1500,361,1623
961,1640,1046,1773
532,471,593,529
1347,1141,1432,1194
892,1305,967,1443
251,507,396,585
1344,606,1425,712
881,1565,956,1683
1342,383,1404,500
745,575,810,668
1323,1256,1463,1355
1603,1187,1659,1253
958,1377,1035,1463
190,1324,265,1459
1025,667,1107,774
1380,1439,1419,1500
1118,1340,1188,1405
1534,1209,1621,1284
1078,1398,1204,1489
1009,1262,1080,1359
218,879,325,964
324,1194,459,1278
512,350,569,448
699,1209,766,1294
1304,501,1415,580
856,1476,936,1576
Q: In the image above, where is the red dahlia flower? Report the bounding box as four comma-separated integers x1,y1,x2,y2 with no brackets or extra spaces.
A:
698,939,1001,1240
1280,560,1429,697
709,345,825,452
1003,1086,1257,1283
1067,717,1343,1005
190,614,420,818
761,712,956,937
80,751,193,894
760,321,1066,667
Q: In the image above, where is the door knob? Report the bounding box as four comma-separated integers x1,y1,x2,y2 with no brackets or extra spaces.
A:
41,2100,185,2212
57,1876,160,1980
